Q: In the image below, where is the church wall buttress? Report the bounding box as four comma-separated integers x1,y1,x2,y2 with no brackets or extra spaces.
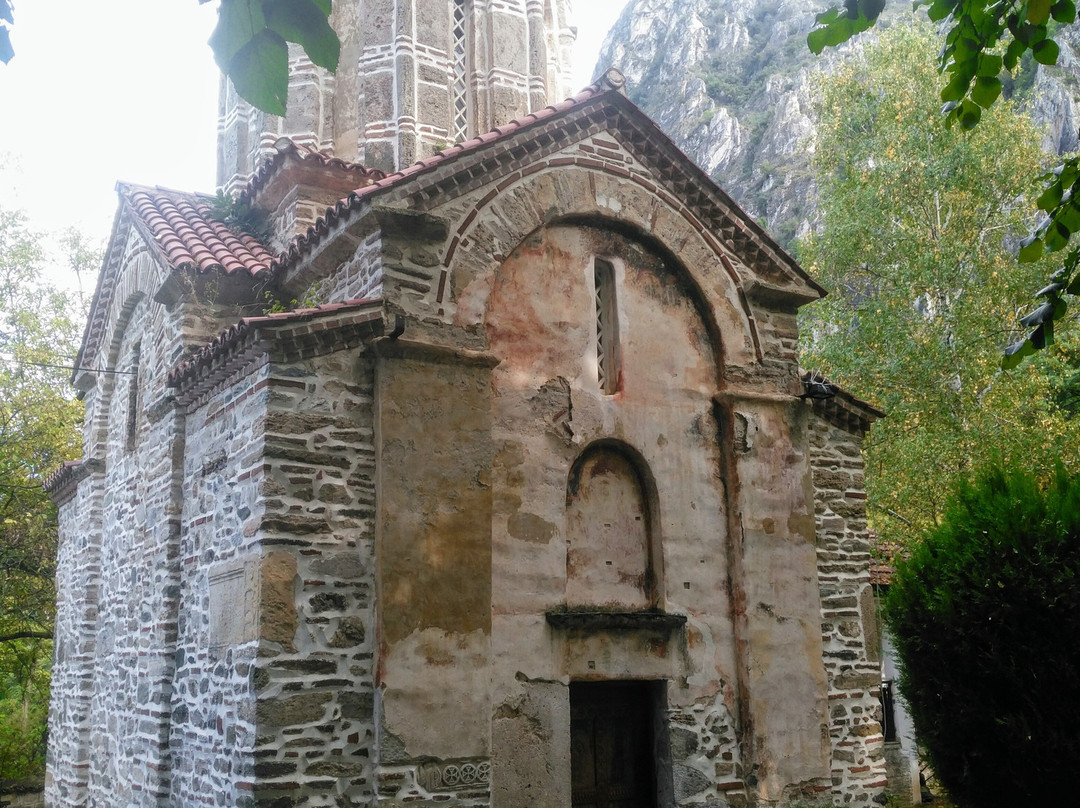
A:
808,416,889,804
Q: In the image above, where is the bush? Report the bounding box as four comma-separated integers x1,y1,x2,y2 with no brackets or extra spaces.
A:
885,467,1080,808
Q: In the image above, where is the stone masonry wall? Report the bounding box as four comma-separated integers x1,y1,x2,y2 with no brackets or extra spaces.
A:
249,350,378,806
46,463,103,806
808,414,888,805
48,226,265,806
171,363,270,806
323,230,384,303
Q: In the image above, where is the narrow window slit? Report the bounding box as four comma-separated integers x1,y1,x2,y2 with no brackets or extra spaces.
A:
126,344,142,451
594,258,619,394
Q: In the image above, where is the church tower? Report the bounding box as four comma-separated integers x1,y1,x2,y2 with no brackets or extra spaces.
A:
217,0,576,193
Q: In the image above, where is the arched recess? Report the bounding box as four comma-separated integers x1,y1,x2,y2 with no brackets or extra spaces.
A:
565,440,663,609
443,164,763,371
90,291,147,464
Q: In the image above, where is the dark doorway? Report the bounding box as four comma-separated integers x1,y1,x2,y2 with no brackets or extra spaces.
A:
570,681,658,808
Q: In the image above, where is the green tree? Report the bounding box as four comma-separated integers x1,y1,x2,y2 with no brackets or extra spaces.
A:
0,206,89,783
885,466,1080,808
800,22,1080,548
809,0,1080,364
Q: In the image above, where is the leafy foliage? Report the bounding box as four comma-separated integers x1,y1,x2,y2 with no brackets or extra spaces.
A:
0,205,92,782
808,0,1080,365
206,0,339,116
800,23,1080,548
208,190,272,242
885,466,1080,808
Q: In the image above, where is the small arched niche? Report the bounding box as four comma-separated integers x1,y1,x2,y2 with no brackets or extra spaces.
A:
565,442,659,609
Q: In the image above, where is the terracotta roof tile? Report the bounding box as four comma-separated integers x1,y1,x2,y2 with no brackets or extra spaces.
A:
122,184,275,276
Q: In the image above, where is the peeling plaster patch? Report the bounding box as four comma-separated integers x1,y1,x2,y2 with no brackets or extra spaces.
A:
508,512,558,544
596,193,623,214
733,411,756,453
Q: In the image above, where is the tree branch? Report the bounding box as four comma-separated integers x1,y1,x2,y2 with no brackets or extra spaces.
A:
0,630,53,643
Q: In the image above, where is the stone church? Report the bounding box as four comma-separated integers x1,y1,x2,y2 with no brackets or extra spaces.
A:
44,1,890,806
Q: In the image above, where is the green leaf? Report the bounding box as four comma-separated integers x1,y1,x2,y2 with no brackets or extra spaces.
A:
977,53,1003,77
1058,199,1080,232
972,76,1002,108
953,36,980,61
1067,273,1080,294
1028,0,1053,24
941,72,969,102
1002,337,1034,369
1019,301,1055,327
264,0,339,72
1034,38,1061,65
226,30,290,117
1051,0,1077,23
925,0,954,22
1004,37,1026,70
1031,320,1053,349
209,0,267,71
827,16,856,47
807,27,831,54
815,7,842,24
1019,235,1045,263
1045,220,1071,251
1038,182,1064,211
958,97,983,128
862,0,887,19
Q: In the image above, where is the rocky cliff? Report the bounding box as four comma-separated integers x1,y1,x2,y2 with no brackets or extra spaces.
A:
597,0,1080,248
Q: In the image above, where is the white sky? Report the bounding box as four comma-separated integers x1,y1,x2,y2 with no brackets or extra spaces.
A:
0,0,629,263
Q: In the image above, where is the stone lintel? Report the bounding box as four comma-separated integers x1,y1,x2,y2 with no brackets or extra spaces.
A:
544,608,687,632
371,205,450,242
370,336,499,368
714,388,801,407
744,278,822,311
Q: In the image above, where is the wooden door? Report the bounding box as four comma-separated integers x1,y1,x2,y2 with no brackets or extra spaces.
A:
570,682,656,808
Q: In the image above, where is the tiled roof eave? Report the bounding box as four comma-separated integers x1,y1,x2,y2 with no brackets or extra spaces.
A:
168,298,386,407
44,458,103,504
801,370,885,436
238,138,388,206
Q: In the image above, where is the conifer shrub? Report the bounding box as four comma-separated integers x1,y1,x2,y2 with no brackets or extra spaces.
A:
885,467,1080,807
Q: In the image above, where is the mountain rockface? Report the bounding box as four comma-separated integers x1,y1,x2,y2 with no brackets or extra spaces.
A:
597,0,1080,248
